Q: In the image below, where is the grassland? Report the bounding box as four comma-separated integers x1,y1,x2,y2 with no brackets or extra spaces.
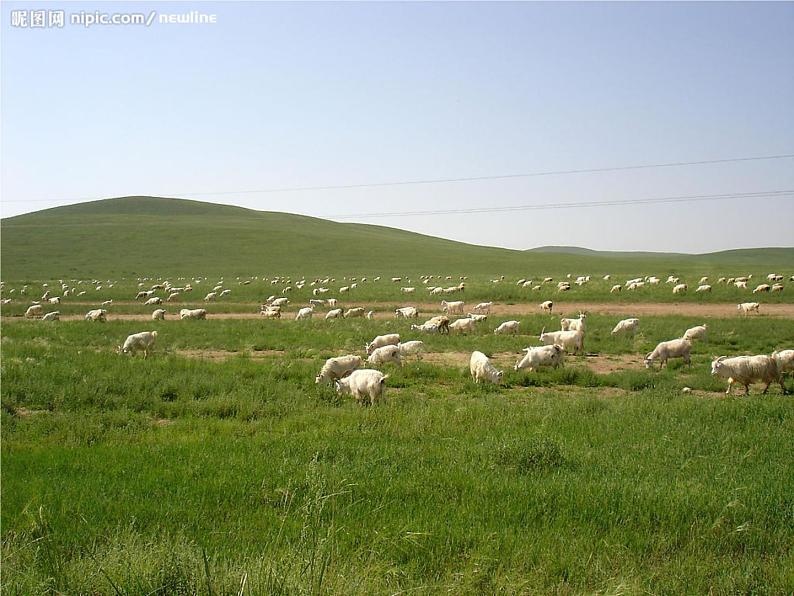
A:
2,309,794,594
2,197,794,593
2,196,793,279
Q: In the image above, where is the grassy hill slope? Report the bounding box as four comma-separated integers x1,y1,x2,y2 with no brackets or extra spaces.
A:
2,196,792,278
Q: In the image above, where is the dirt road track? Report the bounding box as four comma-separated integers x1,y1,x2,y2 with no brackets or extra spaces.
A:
4,301,793,322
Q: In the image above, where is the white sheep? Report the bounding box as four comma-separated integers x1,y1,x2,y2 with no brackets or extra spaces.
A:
145,297,162,306
152,309,166,321
367,345,402,366
473,302,493,314
296,307,314,320
395,307,419,319
315,354,362,384
672,284,687,295
85,308,107,322
366,334,400,355
469,351,503,385
772,350,794,377
540,300,553,313
467,313,488,322
118,331,158,359
204,292,217,302
683,324,708,342
366,310,375,320
344,307,365,318
400,287,415,294
179,308,207,320
695,285,712,293
42,311,60,322
441,300,465,315
325,308,343,320
610,285,622,294
711,355,784,395
753,284,771,294
560,313,586,332
539,327,584,355
494,320,520,335
335,369,389,405
397,340,425,361
644,338,691,369
449,317,475,334
611,318,639,336
514,344,564,372
25,304,44,318
772,284,784,292
737,302,760,316
271,297,289,307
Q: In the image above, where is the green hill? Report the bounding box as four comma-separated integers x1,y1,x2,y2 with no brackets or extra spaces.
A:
1,196,792,278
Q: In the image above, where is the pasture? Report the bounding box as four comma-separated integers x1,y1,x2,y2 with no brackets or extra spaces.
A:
2,280,794,593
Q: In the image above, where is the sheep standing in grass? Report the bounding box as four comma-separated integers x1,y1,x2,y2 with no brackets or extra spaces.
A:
672,284,688,295
85,308,108,322
539,327,584,355
335,369,389,405
118,331,158,359
772,350,794,377
296,307,314,320
514,344,564,372
367,345,402,366
344,307,365,318
494,320,520,335
611,318,639,337
644,338,691,369
315,355,362,384
449,317,476,334
366,334,400,355
42,311,60,322
395,307,418,319
152,309,166,321
441,300,465,315
179,308,207,320
711,355,784,395
469,351,503,384
737,302,760,316
397,340,425,361
325,308,343,320
560,313,586,332
683,324,708,343
540,301,553,314
473,302,493,314
25,304,43,318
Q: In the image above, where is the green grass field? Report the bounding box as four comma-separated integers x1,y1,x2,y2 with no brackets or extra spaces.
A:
2,197,794,593
2,312,793,594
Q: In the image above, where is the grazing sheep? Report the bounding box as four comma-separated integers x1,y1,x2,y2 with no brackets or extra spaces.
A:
400,287,415,294
42,311,60,322
335,369,389,405
344,307,365,318
772,284,784,292
469,351,503,385
737,302,760,316
711,355,784,395
514,344,564,372
540,300,553,313
25,304,44,318
296,307,314,320
611,318,639,336
672,284,688,295
473,302,493,314
695,284,712,293
752,284,771,294
366,334,400,355
610,285,622,294
85,308,108,322
118,331,158,359
179,308,207,320
152,309,166,321
467,313,488,322
449,317,476,334
270,297,289,307
734,280,748,289
644,338,691,369
560,313,586,332
325,308,343,320
494,320,520,335
315,354,362,384
397,340,425,361
48,296,61,304
144,296,162,306
683,324,708,342
441,300,465,315
539,327,584,355
772,350,794,377
395,306,418,319
204,292,217,302
367,345,402,366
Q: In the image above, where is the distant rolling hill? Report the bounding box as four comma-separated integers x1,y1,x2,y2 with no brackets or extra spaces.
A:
1,196,792,279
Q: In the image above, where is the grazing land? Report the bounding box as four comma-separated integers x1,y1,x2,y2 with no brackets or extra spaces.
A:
2,197,793,593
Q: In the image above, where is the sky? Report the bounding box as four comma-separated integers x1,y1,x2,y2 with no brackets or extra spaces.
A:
2,1,793,253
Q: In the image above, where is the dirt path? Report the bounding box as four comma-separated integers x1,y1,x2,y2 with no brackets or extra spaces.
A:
5,301,793,322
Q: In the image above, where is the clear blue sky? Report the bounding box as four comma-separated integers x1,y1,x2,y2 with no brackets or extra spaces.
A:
2,1,793,252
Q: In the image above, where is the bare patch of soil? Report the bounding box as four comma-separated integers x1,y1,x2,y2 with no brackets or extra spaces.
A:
175,349,286,361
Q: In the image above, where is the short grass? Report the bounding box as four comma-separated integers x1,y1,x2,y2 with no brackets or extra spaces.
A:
2,312,793,593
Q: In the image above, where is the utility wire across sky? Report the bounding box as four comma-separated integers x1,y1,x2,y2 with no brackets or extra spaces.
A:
2,153,793,206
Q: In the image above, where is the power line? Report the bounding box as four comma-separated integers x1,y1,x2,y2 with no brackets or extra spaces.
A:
322,190,794,219
2,153,793,205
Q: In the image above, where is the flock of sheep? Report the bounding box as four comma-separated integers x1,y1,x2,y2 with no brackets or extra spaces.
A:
4,272,792,405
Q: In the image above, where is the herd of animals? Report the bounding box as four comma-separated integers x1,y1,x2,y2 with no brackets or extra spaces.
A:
3,272,793,405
